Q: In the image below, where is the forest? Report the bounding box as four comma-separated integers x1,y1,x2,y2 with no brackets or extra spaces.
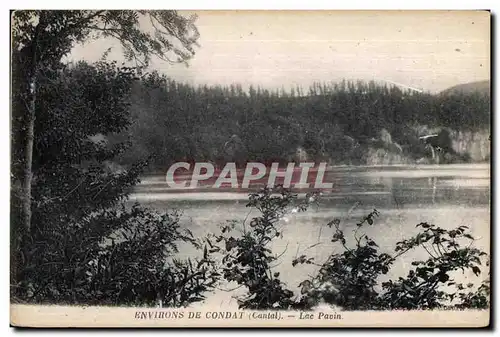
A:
111,73,491,172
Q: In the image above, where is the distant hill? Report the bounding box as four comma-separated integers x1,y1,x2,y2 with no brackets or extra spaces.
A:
439,80,490,96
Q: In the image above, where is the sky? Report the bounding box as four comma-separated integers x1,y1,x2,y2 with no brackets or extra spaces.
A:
69,10,490,94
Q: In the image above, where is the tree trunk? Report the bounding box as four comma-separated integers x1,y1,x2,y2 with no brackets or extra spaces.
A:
19,14,44,234
21,76,36,233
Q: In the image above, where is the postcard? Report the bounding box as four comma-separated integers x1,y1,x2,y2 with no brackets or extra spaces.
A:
10,9,491,328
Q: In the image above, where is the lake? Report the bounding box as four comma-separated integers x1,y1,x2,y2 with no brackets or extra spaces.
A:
129,163,491,309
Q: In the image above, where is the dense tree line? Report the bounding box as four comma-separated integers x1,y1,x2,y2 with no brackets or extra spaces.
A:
113,73,490,172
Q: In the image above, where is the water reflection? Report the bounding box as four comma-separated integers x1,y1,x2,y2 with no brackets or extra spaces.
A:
132,163,490,209
130,164,490,309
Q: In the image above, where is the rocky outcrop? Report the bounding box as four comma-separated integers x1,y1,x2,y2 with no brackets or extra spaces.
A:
365,147,412,165
449,129,490,162
363,129,410,165
412,125,490,162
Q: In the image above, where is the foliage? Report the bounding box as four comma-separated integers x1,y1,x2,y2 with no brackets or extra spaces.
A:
299,217,489,310
13,204,218,306
11,10,217,308
11,9,200,234
206,186,314,309
11,10,199,67
11,60,219,307
210,188,490,311
113,76,491,171
11,10,200,208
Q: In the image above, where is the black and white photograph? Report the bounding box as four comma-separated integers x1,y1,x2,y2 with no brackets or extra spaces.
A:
9,9,491,328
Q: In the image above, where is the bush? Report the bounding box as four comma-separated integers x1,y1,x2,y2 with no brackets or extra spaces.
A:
10,60,219,308
12,204,219,307
300,217,489,310
210,187,490,311
206,187,312,309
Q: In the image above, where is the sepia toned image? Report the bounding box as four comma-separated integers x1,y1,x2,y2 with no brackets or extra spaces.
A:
10,10,491,328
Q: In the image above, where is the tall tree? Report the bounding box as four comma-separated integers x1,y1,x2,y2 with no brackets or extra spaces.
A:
11,60,219,305
11,10,199,234
10,12,221,306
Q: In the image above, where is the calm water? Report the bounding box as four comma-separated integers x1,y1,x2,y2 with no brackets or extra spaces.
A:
130,163,491,308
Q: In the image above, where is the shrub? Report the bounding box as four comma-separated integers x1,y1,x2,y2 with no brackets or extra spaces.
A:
211,187,490,311
10,60,219,307
12,204,219,307
206,186,315,309
300,216,489,310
